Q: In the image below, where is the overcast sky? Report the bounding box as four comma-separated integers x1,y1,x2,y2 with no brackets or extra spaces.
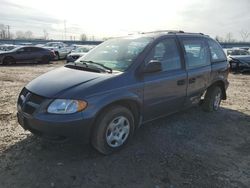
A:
1,0,250,40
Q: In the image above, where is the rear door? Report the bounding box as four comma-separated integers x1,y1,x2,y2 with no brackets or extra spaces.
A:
143,36,188,121
179,36,211,105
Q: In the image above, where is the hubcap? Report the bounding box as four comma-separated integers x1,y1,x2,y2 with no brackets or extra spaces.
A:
105,116,130,148
214,92,221,110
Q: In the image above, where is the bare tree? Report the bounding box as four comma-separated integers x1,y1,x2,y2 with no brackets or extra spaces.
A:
16,31,25,39
43,29,49,40
80,33,87,41
24,31,33,39
240,30,250,42
0,24,7,39
225,32,237,42
215,35,224,42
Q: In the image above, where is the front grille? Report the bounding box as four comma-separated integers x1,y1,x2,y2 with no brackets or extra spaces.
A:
18,88,45,115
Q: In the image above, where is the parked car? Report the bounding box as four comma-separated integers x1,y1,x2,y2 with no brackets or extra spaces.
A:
0,46,56,65
228,55,250,72
42,42,71,60
224,48,250,56
66,45,95,62
17,31,229,154
0,44,19,51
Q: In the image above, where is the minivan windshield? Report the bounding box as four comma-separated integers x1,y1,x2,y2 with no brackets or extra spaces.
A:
75,37,153,72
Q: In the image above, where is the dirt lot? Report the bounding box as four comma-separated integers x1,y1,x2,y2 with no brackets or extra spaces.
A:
0,61,249,188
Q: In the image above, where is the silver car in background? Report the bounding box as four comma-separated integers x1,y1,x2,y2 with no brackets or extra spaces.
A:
66,45,95,62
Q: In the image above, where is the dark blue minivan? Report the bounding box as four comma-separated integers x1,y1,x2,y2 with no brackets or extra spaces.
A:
17,31,229,154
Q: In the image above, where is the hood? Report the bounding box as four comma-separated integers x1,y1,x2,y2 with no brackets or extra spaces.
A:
68,52,87,56
229,55,250,63
25,66,112,98
43,46,58,51
0,51,10,55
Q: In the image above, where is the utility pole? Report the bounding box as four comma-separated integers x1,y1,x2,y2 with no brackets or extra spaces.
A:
7,25,10,39
64,20,66,40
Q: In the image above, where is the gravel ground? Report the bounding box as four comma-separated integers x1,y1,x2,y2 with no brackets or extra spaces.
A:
0,61,249,188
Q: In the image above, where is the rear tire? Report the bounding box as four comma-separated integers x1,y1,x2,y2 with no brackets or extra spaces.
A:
54,52,60,61
91,105,135,155
202,86,222,112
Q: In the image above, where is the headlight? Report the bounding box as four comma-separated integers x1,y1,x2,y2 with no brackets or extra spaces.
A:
47,99,87,114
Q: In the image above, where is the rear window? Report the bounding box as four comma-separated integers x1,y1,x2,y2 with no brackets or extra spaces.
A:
208,39,227,62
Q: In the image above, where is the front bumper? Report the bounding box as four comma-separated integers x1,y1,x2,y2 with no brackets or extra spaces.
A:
17,88,94,142
17,111,94,142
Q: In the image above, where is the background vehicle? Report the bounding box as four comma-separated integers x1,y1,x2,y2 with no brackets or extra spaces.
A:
223,48,250,72
66,45,95,62
224,48,250,56
0,44,19,51
228,55,250,72
0,46,56,65
42,42,71,60
17,31,229,154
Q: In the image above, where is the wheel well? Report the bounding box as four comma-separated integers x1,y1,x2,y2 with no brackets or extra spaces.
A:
94,100,141,129
3,56,15,64
209,81,227,100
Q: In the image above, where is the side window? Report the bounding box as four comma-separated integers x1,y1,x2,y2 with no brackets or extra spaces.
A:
182,39,209,68
146,38,182,71
208,39,227,62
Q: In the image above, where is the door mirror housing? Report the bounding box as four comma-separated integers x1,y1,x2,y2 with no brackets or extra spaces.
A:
143,60,162,73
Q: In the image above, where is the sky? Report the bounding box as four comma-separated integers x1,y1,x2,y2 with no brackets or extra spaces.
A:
0,0,250,40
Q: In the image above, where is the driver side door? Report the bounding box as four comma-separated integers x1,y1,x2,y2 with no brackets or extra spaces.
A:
143,37,188,121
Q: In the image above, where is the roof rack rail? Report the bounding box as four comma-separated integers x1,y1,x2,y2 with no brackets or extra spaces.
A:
140,30,204,35
140,30,184,34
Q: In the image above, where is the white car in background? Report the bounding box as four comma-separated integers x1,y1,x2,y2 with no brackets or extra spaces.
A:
66,45,95,62
42,42,71,60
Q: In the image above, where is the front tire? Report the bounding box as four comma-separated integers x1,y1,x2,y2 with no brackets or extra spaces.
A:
202,86,222,112
91,105,135,155
3,56,16,65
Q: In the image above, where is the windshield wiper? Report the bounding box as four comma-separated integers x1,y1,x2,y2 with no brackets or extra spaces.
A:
79,60,112,73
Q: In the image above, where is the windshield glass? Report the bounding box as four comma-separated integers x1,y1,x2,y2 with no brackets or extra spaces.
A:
75,36,153,72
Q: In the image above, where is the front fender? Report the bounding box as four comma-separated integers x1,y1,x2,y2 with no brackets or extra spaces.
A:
83,89,143,119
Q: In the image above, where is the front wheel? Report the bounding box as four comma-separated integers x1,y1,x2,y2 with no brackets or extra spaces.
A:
202,86,222,112
91,105,135,155
3,57,16,65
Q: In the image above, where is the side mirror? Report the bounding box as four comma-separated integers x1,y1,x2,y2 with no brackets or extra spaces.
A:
143,60,162,73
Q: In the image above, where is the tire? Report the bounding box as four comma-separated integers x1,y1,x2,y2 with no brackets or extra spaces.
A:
3,56,16,65
202,86,222,112
91,105,135,155
55,52,60,61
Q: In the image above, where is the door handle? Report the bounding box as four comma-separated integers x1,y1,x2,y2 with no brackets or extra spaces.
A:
189,78,196,84
177,79,185,86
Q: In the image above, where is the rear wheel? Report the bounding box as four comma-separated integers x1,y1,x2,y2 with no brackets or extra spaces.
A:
202,86,222,112
54,52,60,61
91,105,135,155
3,56,16,65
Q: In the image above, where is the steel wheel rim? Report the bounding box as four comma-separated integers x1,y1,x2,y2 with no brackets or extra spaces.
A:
214,92,221,110
105,116,130,148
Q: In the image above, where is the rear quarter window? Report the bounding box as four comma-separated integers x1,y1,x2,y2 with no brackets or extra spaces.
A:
208,39,227,62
